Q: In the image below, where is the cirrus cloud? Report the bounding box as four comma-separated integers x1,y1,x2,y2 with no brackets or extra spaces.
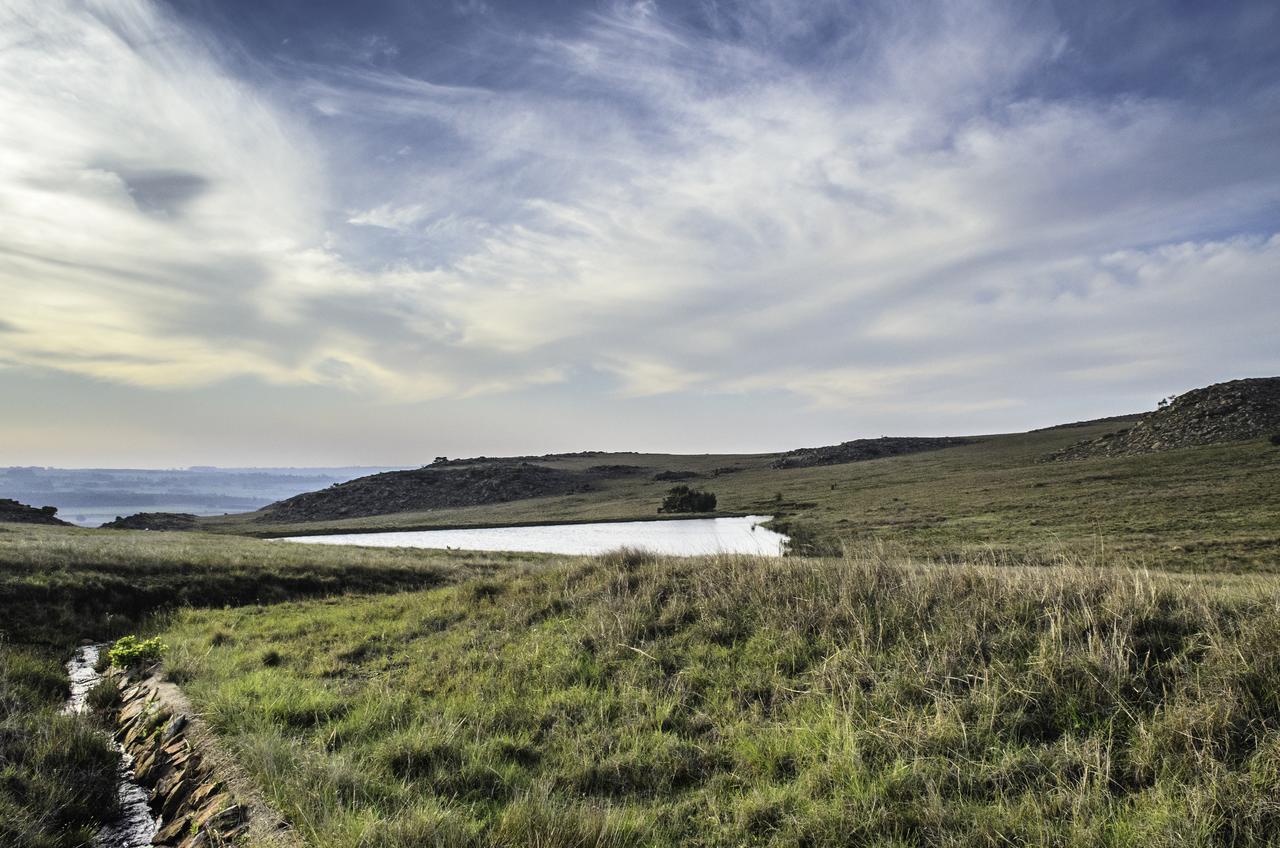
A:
0,0,1277,448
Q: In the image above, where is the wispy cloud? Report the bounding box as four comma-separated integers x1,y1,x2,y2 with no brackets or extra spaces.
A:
1,0,1276,436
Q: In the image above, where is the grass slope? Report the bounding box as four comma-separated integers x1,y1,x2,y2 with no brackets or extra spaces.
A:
209,423,1280,573
161,550,1280,848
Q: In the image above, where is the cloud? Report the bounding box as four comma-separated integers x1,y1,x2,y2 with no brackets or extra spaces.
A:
0,0,1276,428
347,203,430,232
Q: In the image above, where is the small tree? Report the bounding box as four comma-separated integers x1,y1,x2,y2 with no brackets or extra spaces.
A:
659,485,717,513
1270,433,1280,447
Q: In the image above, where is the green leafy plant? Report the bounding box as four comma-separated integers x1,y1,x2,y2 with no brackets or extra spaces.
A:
108,635,168,669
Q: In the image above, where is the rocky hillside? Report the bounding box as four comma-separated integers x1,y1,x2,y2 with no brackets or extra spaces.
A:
0,498,72,525
258,462,595,523
1049,377,1280,460
101,512,199,531
772,436,975,469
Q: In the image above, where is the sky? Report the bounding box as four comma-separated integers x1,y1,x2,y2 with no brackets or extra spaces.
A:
1,0,1278,467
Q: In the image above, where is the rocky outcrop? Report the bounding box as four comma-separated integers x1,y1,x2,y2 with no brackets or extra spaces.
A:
771,436,975,469
106,671,250,847
101,513,200,531
1048,377,1280,461
652,470,702,481
258,462,594,523
0,497,72,525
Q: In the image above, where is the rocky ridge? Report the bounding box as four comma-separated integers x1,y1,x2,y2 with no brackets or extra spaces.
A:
0,498,72,525
1049,377,1280,461
772,436,976,469
258,462,594,523
101,512,200,531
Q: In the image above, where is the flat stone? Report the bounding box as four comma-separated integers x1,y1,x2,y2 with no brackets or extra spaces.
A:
162,714,190,742
186,780,224,810
164,737,192,757
161,778,196,822
154,813,193,845
151,764,187,803
196,802,245,834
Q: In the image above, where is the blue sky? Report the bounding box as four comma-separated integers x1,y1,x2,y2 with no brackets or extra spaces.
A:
1,0,1277,466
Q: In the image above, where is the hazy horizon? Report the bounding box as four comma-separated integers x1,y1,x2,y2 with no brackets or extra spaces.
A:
2,0,1277,467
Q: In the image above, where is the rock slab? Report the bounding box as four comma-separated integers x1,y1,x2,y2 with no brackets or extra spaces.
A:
105,671,249,847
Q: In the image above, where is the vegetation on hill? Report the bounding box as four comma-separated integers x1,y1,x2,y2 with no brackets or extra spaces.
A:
160,550,1280,847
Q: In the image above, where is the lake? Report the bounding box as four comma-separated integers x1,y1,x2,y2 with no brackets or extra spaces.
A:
280,515,787,557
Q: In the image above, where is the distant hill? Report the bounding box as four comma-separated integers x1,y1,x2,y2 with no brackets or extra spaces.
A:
258,462,596,523
100,512,199,531
1049,377,1280,460
0,498,71,526
771,436,976,469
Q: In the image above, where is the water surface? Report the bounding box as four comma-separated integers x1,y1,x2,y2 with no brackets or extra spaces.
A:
64,645,159,848
282,515,787,557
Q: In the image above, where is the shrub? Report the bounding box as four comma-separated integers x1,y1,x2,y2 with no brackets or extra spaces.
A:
659,485,717,513
108,635,167,669
1270,433,1280,447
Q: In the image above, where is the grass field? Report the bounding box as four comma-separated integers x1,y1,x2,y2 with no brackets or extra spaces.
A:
208,423,1280,573
158,549,1280,847
0,524,508,848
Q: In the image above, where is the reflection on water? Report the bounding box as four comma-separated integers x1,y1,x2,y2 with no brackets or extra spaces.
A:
281,515,787,557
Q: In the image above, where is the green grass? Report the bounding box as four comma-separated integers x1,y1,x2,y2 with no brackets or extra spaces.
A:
0,643,119,848
0,523,532,647
208,425,1280,573
159,549,1280,847
0,523,514,847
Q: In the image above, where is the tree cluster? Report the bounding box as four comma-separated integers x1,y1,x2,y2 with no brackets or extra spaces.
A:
659,485,717,513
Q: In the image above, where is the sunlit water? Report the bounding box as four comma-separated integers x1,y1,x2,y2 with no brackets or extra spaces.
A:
281,515,787,557
64,645,160,848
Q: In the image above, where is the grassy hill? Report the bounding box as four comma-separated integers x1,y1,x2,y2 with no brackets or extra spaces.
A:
206,418,1280,573
158,549,1280,847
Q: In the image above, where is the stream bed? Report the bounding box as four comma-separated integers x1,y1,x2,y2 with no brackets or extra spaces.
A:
64,645,159,848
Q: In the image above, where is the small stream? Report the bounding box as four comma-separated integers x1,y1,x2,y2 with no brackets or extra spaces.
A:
64,645,160,848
